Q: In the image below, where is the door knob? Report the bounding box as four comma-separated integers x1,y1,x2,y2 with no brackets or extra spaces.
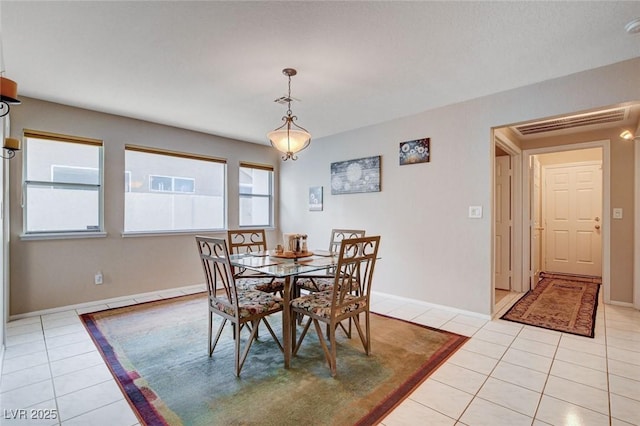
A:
595,225,601,230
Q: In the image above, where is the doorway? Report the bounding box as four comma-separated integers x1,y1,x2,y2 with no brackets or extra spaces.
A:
491,103,639,316
492,135,612,316
521,140,611,303
535,150,603,280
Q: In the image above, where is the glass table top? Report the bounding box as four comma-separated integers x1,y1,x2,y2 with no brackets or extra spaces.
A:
228,250,338,278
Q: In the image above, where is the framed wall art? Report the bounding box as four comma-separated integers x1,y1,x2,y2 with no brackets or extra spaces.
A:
330,155,381,195
309,186,323,211
399,137,430,165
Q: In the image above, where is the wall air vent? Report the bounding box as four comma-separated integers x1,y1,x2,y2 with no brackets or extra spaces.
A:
514,108,628,136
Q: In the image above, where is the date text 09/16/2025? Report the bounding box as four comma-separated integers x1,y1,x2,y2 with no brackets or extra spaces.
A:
3,409,59,420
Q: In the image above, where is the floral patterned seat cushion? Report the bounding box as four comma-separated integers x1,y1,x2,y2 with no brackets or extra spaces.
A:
212,290,283,318
236,276,285,293
290,290,366,319
296,277,334,292
296,277,359,293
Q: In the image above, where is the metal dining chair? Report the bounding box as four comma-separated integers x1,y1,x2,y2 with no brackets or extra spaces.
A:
291,235,380,377
227,229,285,295
196,236,283,377
295,229,365,293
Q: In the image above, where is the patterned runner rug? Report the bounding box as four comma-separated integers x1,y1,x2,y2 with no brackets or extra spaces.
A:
81,293,467,425
501,272,601,338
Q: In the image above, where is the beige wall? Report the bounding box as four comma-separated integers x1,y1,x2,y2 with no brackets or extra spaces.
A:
9,98,282,315
8,58,640,316
280,58,640,315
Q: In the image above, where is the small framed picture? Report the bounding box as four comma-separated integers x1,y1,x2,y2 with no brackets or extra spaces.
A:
309,186,323,211
399,138,430,165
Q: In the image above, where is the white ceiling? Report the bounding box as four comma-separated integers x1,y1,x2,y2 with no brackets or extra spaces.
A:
2,1,639,145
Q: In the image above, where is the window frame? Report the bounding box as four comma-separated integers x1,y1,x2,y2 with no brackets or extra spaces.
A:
238,162,274,228
123,145,227,235
21,129,105,239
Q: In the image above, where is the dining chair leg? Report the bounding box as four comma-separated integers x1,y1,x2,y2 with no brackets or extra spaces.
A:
210,317,227,357
261,318,284,352
352,313,370,355
313,319,338,377
329,322,338,377
365,311,371,354
208,311,212,355
293,316,312,356
234,322,242,376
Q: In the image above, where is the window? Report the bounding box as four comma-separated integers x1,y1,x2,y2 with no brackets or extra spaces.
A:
23,130,103,234
149,175,195,193
239,162,274,227
124,145,226,233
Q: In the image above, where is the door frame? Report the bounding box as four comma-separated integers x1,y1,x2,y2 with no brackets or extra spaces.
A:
635,137,640,309
491,131,523,312
521,140,611,303
494,155,512,291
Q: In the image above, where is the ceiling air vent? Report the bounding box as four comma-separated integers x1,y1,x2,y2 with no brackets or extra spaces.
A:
514,108,628,136
274,96,300,105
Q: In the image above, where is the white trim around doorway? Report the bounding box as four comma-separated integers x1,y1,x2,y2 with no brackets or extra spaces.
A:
521,140,611,304
491,131,523,316
635,138,640,309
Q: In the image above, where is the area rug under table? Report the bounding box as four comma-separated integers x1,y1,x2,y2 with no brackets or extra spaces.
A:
81,293,467,426
501,272,601,338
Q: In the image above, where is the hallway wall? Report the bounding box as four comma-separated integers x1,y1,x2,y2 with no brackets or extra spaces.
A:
279,58,640,314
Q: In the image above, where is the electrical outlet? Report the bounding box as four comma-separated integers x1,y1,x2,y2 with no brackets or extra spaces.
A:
94,272,103,285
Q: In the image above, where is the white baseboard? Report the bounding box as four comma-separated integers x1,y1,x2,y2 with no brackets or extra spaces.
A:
10,286,492,322
371,290,492,320
0,344,4,377
606,300,636,309
9,283,207,321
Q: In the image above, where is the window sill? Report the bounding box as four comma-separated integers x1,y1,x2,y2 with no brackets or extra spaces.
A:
20,231,107,241
121,229,226,238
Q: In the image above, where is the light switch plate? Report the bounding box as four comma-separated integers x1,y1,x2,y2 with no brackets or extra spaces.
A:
613,208,623,219
469,206,483,219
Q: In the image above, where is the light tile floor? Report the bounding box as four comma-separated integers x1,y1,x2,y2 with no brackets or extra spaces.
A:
0,288,638,426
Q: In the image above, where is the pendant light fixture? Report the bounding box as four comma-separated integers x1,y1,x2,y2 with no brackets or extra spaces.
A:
267,68,311,161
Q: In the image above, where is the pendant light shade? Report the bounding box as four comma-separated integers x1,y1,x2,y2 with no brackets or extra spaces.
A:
268,68,311,161
267,124,311,161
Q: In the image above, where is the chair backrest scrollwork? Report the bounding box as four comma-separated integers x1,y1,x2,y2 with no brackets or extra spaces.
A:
196,236,239,316
332,236,380,312
227,229,268,254
227,229,269,277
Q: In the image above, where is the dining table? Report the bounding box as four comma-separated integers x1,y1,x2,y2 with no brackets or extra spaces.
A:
228,249,339,368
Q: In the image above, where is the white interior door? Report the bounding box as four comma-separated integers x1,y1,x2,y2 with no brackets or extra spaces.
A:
495,155,511,290
531,157,542,287
543,162,602,276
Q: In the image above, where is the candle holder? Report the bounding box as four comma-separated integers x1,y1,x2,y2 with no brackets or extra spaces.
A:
1,137,21,160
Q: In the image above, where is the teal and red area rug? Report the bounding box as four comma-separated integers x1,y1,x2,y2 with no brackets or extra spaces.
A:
81,293,467,425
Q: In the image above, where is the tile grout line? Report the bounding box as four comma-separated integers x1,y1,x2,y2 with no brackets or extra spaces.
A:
40,314,63,426
452,316,518,423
